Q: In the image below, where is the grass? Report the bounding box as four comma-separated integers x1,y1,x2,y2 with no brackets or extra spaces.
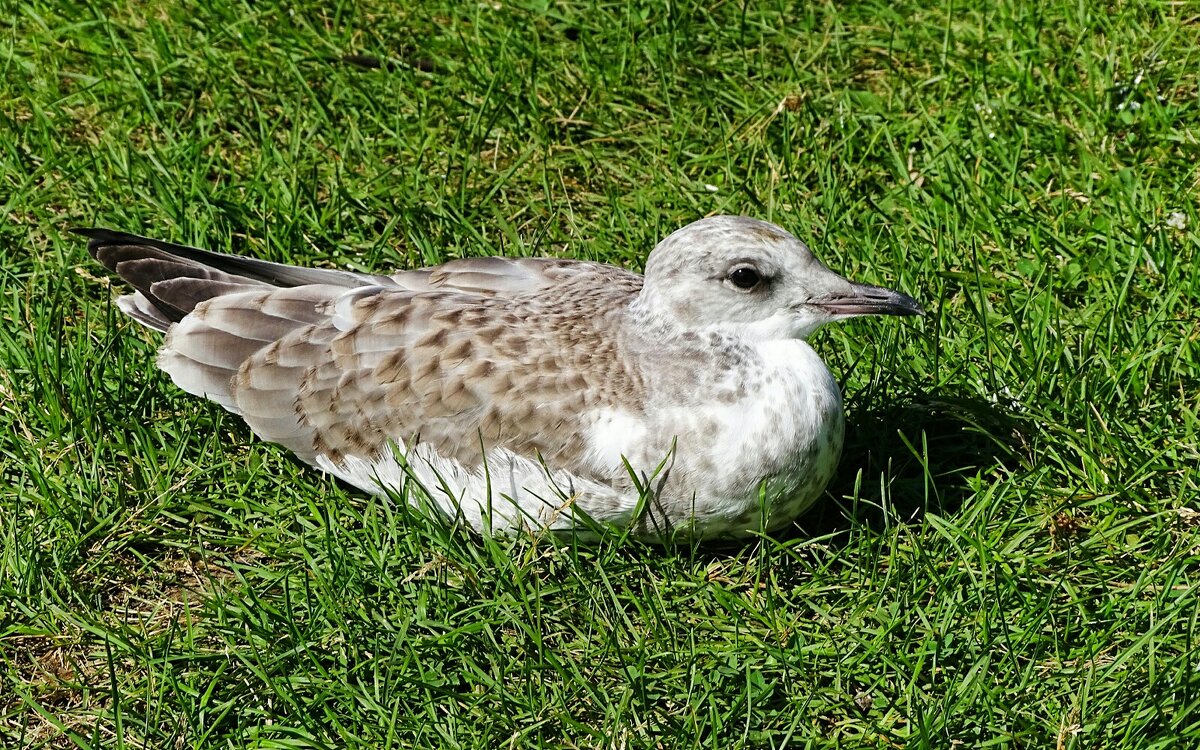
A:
2,0,1199,746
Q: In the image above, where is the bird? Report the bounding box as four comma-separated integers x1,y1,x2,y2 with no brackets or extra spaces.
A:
78,216,922,539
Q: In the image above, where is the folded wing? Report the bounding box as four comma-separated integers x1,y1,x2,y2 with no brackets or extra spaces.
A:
81,228,644,486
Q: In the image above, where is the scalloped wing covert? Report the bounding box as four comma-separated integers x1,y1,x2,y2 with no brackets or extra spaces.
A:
214,268,647,484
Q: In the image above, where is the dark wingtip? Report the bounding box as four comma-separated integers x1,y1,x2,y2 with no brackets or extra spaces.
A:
70,227,114,239
71,227,145,258
74,225,385,290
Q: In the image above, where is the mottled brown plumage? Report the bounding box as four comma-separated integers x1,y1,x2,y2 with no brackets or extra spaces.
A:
227,271,644,475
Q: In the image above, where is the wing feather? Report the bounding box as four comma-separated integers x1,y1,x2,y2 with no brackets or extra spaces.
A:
82,226,648,499
390,256,622,297
228,268,644,482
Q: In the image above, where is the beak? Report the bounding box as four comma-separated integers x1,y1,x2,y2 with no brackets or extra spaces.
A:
810,281,924,317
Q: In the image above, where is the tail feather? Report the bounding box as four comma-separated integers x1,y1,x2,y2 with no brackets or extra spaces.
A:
123,260,259,323
155,347,241,411
165,322,271,370
149,278,264,318
153,290,341,413
80,227,374,416
116,292,174,332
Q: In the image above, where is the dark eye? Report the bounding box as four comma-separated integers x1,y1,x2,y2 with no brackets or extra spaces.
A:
728,266,762,290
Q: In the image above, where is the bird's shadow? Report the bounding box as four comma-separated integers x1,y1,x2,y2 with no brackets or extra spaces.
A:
783,386,1030,546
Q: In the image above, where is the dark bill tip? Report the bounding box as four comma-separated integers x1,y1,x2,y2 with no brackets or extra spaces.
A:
811,282,924,317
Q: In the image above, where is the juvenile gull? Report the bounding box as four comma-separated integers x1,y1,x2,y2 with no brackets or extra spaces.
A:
79,216,922,539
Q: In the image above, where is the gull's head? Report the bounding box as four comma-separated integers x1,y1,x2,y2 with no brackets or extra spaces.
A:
638,215,923,339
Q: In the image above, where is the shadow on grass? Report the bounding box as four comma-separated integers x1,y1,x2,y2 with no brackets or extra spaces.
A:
790,388,1031,545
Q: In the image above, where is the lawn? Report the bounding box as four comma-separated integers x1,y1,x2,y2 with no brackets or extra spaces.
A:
2,0,1199,747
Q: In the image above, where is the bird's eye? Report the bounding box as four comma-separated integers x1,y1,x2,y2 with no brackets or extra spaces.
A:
727,266,762,290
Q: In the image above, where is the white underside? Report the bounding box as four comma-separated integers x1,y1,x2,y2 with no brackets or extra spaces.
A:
315,442,641,535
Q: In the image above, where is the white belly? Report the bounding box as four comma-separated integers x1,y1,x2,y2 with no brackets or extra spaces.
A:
639,338,845,534
315,443,641,535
